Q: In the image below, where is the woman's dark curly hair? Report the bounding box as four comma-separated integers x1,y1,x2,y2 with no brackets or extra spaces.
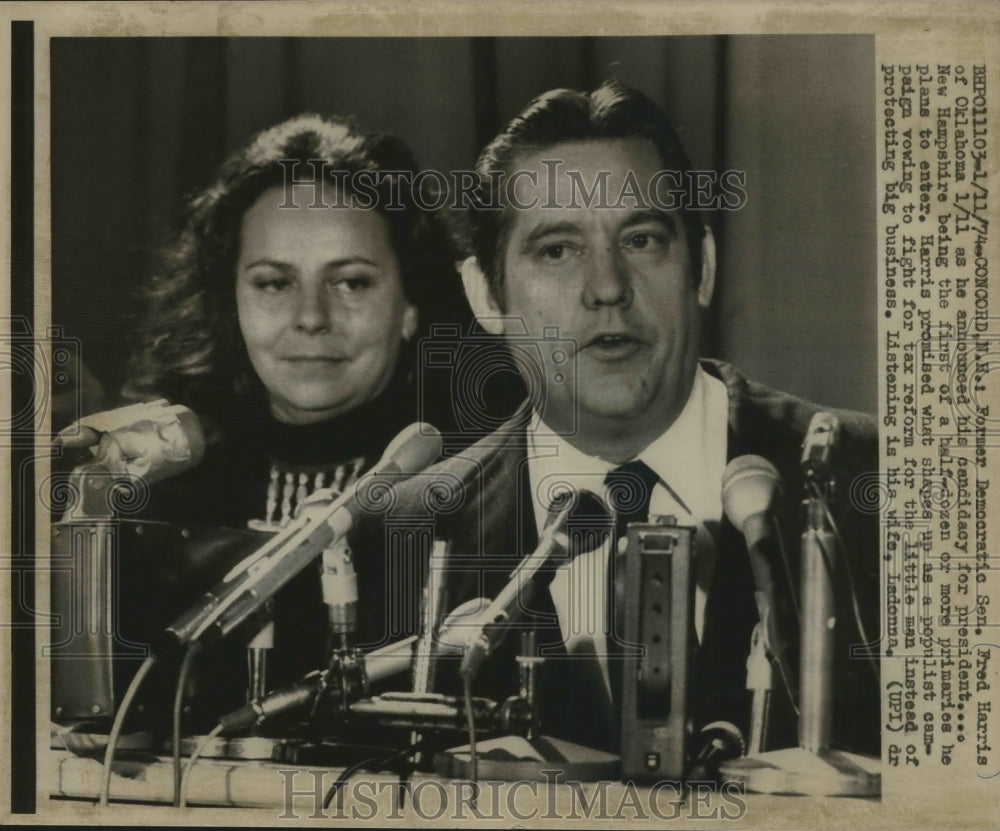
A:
124,113,467,431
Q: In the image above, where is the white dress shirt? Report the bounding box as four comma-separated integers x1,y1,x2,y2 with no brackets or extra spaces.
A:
526,366,729,699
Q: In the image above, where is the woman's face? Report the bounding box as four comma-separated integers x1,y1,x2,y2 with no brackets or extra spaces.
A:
236,186,418,425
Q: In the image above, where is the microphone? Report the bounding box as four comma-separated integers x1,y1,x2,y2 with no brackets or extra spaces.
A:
217,598,483,732
217,635,420,733
320,531,358,643
721,455,794,665
219,670,324,733
412,540,450,695
801,412,840,481
689,721,746,779
55,399,205,485
161,422,443,649
459,489,609,681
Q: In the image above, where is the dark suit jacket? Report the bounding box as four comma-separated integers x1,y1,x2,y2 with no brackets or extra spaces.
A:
352,360,880,757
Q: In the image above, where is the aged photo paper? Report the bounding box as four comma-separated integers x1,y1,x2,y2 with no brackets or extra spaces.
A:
2,1,998,828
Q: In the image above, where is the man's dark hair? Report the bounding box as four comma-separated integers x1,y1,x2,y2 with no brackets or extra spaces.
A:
469,80,706,303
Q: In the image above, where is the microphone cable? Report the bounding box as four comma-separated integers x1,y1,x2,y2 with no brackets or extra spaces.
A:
321,736,426,810
464,675,478,787
172,642,201,806
774,516,801,618
98,653,158,806
763,510,801,711
806,480,880,683
767,611,800,718
179,721,224,808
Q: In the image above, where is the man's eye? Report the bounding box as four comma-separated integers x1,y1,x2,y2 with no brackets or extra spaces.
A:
623,232,666,251
539,243,572,262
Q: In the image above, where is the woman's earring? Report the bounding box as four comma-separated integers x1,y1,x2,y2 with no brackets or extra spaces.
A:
402,306,419,343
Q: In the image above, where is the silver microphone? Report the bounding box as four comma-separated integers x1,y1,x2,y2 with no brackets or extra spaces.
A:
722,455,797,697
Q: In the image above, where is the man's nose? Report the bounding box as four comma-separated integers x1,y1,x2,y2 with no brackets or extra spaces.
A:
292,283,332,334
581,246,633,309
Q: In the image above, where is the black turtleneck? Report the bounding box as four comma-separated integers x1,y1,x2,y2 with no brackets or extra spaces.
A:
142,372,415,530
128,376,418,731
229,373,413,466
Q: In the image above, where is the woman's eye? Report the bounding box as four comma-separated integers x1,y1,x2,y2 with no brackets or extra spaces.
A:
251,275,292,293
333,274,374,293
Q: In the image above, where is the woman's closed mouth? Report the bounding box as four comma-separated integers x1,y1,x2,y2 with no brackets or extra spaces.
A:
282,354,347,364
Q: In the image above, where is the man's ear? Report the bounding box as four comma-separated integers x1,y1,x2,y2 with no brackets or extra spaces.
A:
460,256,505,335
697,226,717,308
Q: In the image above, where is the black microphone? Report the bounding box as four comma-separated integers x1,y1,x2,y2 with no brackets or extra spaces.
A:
161,423,443,649
459,489,609,681
217,596,488,732
689,721,746,779
801,412,840,481
721,455,793,663
217,635,421,733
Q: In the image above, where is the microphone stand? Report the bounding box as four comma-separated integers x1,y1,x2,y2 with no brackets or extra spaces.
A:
407,540,450,769
435,494,622,781
175,603,291,763
239,609,284,758
433,629,620,782
720,472,881,796
246,619,271,705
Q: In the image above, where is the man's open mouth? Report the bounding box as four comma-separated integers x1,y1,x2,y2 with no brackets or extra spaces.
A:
587,332,639,348
583,333,643,359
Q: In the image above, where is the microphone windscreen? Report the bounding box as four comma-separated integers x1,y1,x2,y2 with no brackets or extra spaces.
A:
56,399,172,446
567,489,613,559
74,401,206,484
722,455,781,529
381,422,443,474
174,406,207,466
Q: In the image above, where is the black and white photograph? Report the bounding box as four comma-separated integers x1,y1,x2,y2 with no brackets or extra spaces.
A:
4,4,999,828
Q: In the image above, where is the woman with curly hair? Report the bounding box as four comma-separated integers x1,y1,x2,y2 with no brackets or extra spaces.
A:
126,113,469,526
122,113,472,728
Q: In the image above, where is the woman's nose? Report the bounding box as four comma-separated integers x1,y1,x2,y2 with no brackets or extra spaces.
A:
292,283,332,334
582,247,634,309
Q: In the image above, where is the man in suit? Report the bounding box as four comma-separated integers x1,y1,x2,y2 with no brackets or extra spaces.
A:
361,80,879,763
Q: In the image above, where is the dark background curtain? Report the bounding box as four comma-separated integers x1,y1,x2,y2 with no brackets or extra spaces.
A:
50,35,875,417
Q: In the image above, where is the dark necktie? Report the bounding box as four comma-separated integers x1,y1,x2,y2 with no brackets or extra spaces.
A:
604,460,661,721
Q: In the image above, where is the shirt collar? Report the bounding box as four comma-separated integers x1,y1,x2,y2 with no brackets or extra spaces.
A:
526,365,729,530
636,365,728,524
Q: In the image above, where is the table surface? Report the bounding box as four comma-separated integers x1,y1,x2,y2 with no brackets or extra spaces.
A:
47,746,884,828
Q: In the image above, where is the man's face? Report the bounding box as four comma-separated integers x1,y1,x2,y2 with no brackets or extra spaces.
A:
491,138,713,454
